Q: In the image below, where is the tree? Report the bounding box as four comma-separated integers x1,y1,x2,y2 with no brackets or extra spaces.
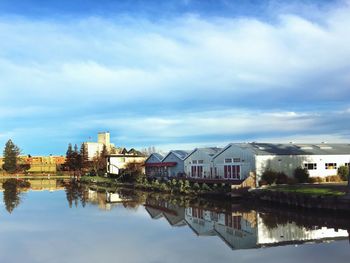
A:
294,167,310,183
91,145,109,176
80,143,89,171
64,143,82,173
2,139,20,173
338,166,349,181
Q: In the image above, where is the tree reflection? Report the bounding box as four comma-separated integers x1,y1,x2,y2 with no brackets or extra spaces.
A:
63,180,88,208
3,179,30,213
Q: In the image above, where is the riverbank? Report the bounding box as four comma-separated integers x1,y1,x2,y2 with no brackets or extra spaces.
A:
79,175,233,199
249,183,350,212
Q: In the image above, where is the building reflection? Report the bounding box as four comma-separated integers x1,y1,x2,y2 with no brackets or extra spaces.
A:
143,196,350,250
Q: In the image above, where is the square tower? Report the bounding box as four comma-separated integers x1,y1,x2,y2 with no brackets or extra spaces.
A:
98,132,110,148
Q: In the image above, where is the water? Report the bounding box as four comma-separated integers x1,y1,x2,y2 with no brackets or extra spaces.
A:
0,178,349,263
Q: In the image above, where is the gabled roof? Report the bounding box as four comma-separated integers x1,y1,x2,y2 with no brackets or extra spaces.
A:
162,150,190,161
144,152,164,163
213,142,350,159
184,147,222,161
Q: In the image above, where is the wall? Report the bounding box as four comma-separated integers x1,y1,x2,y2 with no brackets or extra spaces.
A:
163,153,185,177
255,154,350,180
184,149,214,178
213,144,256,180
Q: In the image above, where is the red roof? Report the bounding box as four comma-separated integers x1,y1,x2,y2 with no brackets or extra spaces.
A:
145,162,177,167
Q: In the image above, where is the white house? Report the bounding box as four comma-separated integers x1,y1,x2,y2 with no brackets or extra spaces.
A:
183,147,221,179
107,150,146,175
212,142,350,185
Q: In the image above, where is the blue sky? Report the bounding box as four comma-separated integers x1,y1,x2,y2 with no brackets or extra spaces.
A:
0,0,350,155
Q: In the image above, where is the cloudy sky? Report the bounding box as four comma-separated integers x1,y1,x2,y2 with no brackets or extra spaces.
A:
0,0,350,155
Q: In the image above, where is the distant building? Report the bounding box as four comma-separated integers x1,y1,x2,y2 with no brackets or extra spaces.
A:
83,132,116,160
0,155,66,173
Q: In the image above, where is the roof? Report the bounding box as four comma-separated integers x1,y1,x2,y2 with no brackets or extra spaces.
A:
214,143,350,158
185,147,222,161
145,152,164,163
162,150,191,161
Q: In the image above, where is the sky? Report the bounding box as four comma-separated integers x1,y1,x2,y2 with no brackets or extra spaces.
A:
0,0,350,155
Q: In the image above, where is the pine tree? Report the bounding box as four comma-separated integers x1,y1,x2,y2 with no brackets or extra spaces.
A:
80,143,89,171
65,143,74,171
2,139,20,173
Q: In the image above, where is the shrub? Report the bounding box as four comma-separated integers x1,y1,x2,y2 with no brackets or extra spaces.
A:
338,166,349,181
275,172,288,185
159,183,169,191
261,169,278,185
201,183,211,191
192,183,200,191
294,167,309,183
325,175,342,183
308,177,325,184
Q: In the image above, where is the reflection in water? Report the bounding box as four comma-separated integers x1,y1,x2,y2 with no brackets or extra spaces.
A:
142,196,350,250
0,178,349,252
2,179,30,213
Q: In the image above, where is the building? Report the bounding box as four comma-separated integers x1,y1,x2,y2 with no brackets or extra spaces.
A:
184,147,221,179
213,142,350,185
0,155,66,173
160,150,190,178
144,153,164,177
83,132,116,160
106,149,146,175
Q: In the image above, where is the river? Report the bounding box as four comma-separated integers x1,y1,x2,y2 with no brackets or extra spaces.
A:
0,178,349,263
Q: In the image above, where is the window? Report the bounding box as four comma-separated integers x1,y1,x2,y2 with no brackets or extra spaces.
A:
344,163,350,167
304,163,317,170
224,165,241,179
325,163,337,170
192,160,198,164
198,160,204,164
225,158,232,163
233,158,241,162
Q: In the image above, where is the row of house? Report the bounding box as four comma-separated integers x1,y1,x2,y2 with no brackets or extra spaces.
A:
145,143,350,186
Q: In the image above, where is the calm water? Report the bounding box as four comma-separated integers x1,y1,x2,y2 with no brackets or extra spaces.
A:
0,178,349,263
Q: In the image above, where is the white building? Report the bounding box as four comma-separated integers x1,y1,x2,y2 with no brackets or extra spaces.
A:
83,132,116,160
212,142,350,185
107,150,146,175
183,147,221,179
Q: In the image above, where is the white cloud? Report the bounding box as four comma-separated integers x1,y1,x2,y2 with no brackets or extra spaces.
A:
1,2,350,153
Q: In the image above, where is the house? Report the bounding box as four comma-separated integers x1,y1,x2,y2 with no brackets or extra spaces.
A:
213,142,350,185
160,150,190,178
106,149,146,175
144,153,164,178
183,147,221,179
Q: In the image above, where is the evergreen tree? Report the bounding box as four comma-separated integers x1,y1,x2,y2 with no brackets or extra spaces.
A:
65,143,74,171
2,139,20,173
80,143,89,170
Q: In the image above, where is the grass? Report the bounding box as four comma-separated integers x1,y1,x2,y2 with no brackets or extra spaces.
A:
267,185,346,196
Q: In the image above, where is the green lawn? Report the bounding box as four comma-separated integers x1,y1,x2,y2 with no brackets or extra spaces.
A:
267,185,346,196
